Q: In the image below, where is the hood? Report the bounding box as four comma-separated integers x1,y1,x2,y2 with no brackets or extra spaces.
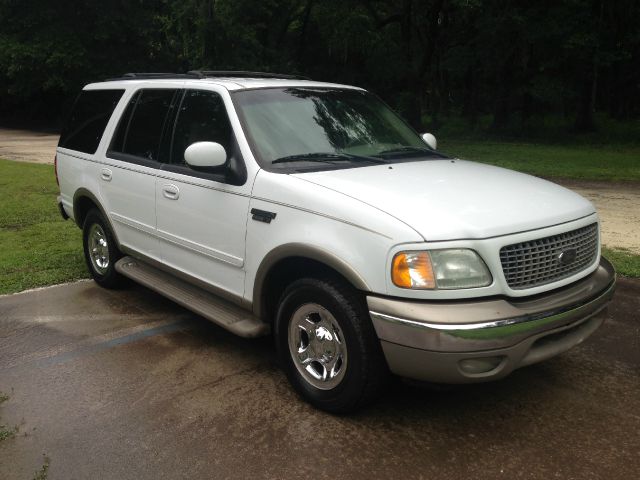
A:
292,159,596,241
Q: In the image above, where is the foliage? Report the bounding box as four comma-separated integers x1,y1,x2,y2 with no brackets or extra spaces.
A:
0,0,638,133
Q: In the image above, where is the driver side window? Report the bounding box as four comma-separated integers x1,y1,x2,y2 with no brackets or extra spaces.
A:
170,90,233,166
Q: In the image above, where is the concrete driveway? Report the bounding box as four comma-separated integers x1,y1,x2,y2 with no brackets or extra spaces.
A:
0,280,638,479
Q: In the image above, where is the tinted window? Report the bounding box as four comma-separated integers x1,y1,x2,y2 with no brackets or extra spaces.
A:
59,89,124,154
171,90,232,165
109,91,139,154
110,89,176,161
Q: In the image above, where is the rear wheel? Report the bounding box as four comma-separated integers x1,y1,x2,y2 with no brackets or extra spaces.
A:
275,276,388,413
82,209,125,289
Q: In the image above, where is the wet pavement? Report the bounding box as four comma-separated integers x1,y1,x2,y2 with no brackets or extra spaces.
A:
0,279,638,479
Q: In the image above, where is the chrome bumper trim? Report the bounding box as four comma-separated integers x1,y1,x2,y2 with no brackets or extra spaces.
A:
368,257,616,353
370,311,523,331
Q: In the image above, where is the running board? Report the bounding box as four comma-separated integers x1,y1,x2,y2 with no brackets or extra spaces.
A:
115,257,269,338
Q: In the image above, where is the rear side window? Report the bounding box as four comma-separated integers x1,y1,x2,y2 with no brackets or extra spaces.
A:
59,89,124,154
109,89,177,161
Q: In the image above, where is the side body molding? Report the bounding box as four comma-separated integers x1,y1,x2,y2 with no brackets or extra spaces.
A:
251,243,371,317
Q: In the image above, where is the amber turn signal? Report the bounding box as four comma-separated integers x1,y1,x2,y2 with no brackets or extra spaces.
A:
391,251,436,289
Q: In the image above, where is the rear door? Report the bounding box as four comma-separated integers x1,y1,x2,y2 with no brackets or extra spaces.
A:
101,88,179,259
155,88,251,300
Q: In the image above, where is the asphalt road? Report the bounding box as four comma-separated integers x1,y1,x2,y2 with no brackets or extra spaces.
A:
0,279,638,479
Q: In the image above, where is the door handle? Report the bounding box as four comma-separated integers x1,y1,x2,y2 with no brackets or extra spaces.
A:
100,168,112,182
162,184,180,200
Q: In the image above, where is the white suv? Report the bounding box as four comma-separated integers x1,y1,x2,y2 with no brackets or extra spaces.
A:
56,71,616,412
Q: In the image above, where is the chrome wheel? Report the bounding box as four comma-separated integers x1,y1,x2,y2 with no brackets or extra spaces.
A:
88,223,110,275
288,303,348,390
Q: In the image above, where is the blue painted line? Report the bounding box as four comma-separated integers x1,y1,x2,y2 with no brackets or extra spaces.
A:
12,319,192,371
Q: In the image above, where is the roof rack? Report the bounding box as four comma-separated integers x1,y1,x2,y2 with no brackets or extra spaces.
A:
105,71,311,81
188,70,310,80
105,73,201,81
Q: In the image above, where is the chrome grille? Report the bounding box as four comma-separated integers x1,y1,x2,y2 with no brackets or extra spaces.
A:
500,223,598,290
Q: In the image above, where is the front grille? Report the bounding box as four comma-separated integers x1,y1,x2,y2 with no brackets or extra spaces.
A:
500,223,598,290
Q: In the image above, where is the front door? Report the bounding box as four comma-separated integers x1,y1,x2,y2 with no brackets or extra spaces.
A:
155,89,250,300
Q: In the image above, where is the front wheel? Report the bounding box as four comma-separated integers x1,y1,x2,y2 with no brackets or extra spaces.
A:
275,277,388,413
82,209,125,289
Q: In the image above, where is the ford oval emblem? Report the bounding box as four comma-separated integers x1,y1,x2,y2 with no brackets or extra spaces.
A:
558,248,577,265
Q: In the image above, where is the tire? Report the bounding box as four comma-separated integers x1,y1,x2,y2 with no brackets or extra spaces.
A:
82,209,125,289
275,276,389,413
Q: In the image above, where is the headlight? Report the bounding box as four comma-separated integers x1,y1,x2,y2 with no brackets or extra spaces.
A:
391,249,492,289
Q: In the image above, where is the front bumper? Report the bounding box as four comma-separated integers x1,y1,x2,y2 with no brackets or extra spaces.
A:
368,257,616,383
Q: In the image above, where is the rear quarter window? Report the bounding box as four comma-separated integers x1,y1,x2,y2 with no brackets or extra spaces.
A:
59,89,124,154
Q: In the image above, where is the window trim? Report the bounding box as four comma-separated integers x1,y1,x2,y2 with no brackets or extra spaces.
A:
106,151,160,169
119,90,141,155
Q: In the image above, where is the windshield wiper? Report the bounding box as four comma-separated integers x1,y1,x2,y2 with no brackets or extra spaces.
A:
272,152,385,165
376,146,448,158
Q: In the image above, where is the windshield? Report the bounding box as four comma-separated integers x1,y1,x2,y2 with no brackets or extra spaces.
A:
232,87,443,171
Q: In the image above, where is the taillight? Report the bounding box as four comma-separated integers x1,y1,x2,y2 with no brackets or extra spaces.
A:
54,154,59,186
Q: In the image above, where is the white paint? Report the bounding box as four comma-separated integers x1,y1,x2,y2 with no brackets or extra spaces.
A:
421,132,437,149
184,141,227,168
57,76,603,307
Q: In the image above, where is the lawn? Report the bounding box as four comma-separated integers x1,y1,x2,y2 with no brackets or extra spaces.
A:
0,155,638,296
0,159,87,294
439,139,640,182
602,247,640,278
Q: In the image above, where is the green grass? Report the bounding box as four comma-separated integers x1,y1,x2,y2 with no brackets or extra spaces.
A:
439,139,640,182
602,247,640,278
0,424,17,441
33,456,50,480
0,392,18,442
0,159,87,294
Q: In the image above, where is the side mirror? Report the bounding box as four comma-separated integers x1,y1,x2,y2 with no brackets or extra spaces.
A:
184,141,227,169
421,133,437,150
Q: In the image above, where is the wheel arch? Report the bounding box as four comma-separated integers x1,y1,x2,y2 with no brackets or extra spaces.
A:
252,243,371,323
73,188,121,248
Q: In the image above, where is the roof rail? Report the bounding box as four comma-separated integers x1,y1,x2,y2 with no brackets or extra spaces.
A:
105,71,311,82
188,70,311,80
105,72,202,81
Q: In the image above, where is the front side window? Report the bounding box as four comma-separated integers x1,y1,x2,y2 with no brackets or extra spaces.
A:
232,87,443,171
110,89,177,161
59,89,124,154
170,90,233,165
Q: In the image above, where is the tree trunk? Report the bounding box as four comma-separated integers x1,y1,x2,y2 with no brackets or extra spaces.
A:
462,66,478,127
491,54,514,130
575,0,602,132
